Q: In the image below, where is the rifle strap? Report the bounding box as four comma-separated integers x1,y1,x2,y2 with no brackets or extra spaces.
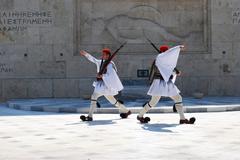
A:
99,59,108,75
99,59,104,72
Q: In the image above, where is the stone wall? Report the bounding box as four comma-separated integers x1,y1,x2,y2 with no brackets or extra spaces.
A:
0,0,240,101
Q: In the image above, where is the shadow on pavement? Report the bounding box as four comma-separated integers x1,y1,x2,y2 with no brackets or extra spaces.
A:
87,119,117,126
142,123,179,133
65,118,121,126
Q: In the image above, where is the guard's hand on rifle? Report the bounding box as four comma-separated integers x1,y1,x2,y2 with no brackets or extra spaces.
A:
177,71,182,76
96,74,103,79
80,50,87,56
180,45,185,51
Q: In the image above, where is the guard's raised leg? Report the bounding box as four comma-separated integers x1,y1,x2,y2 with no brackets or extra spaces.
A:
171,94,196,124
137,96,161,123
105,95,131,119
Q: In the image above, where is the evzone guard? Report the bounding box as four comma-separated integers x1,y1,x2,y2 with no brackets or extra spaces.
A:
79,44,131,121
137,44,196,124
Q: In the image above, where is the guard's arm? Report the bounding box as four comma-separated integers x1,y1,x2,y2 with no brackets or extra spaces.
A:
80,50,99,64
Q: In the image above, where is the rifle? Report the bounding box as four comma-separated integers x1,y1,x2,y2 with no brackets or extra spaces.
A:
98,42,127,76
146,38,161,54
146,38,161,84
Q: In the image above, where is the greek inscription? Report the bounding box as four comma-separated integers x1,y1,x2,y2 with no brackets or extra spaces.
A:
232,8,240,24
0,11,53,32
0,63,14,73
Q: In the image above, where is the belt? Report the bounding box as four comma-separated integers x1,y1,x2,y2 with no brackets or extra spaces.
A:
96,77,103,81
154,74,173,80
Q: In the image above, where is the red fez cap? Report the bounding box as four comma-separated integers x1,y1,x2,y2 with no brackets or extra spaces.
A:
102,48,111,55
159,45,169,52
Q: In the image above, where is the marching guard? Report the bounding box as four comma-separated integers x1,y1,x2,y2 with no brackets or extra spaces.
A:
80,45,131,121
137,45,196,124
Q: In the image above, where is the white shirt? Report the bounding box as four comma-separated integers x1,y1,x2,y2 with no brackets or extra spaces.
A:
84,53,123,95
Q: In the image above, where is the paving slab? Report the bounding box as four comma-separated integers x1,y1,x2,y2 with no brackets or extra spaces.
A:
0,105,240,160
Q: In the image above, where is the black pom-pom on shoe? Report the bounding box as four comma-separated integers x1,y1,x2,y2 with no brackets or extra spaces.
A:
137,116,150,123
120,110,131,119
179,117,196,124
120,113,127,118
80,115,86,121
80,115,93,121
189,117,196,124
144,117,151,122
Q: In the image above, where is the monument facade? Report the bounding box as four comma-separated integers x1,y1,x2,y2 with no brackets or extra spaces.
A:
0,0,239,100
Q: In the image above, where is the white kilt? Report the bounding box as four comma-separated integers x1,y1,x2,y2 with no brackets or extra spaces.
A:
147,79,180,97
93,81,119,96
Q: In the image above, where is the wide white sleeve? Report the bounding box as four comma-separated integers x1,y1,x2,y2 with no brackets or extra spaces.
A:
102,63,124,91
155,45,181,82
84,53,99,65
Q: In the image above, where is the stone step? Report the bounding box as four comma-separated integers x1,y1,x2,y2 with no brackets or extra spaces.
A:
6,97,240,114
